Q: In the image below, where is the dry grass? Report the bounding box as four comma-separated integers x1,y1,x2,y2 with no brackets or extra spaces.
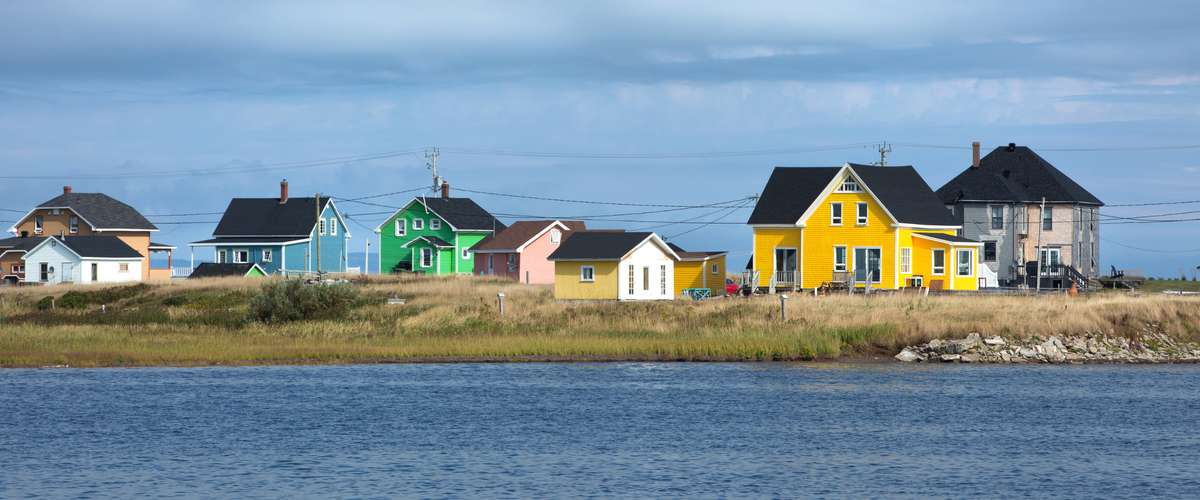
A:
1,275,1198,367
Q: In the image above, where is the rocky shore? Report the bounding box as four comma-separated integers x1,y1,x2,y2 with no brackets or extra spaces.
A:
895,331,1200,364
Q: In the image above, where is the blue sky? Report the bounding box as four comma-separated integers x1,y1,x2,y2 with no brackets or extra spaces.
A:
2,1,1199,276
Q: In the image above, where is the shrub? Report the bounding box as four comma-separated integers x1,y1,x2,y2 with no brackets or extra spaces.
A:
36,296,54,311
249,280,359,323
57,291,91,309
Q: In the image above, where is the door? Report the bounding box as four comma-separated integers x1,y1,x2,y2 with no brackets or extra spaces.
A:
1039,248,1061,275
91,263,98,282
61,262,74,283
40,263,49,282
853,248,882,283
774,248,797,283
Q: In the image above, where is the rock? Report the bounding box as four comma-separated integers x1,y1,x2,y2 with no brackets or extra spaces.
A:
1018,347,1038,358
939,354,961,362
960,353,980,363
983,336,1006,346
895,349,922,363
927,339,946,351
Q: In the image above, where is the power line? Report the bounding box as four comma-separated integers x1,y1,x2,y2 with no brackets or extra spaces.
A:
0,208,25,213
143,211,226,217
665,198,755,240
1102,238,1200,254
1105,199,1200,208
894,142,1200,152
0,149,426,180
439,143,875,159
453,187,757,208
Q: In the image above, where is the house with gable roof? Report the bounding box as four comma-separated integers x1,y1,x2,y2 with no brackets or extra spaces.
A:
374,183,505,275
471,219,586,284
548,231,682,300
748,163,982,291
937,142,1104,289
189,180,350,275
21,235,145,284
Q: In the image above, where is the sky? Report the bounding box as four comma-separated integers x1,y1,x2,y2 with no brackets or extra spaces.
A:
2,1,1199,276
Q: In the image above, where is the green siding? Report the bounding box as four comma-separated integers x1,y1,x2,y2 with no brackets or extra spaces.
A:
378,201,495,275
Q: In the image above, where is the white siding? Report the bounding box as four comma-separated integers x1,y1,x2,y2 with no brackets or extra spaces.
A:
617,240,675,301
22,241,142,284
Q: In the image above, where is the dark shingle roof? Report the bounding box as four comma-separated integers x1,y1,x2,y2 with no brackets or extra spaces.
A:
472,220,586,252
913,232,981,244
49,236,142,258
412,197,506,232
188,263,262,279
548,232,659,260
936,145,1103,205
33,193,156,231
747,164,957,226
666,242,726,260
212,197,331,237
0,237,42,252
192,236,310,245
405,236,454,248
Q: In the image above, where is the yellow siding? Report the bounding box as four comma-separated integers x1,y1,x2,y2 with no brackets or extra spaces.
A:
799,191,896,289
554,261,618,299
752,228,801,287
950,247,979,291
903,231,979,291
674,255,727,297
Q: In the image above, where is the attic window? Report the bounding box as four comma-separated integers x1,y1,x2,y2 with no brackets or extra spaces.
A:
430,219,441,230
837,177,862,193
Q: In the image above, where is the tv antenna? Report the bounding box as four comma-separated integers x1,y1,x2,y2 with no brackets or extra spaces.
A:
875,141,892,166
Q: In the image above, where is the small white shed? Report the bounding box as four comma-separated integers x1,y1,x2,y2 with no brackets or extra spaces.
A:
22,236,144,285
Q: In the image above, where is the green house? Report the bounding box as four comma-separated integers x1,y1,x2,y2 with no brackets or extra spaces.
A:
374,194,505,275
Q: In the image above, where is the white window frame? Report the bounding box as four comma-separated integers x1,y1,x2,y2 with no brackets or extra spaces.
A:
660,264,667,295
1042,206,1053,231
837,178,862,193
833,245,847,273
990,205,1004,230
580,265,595,282
119,263,129,273
932,249,946,276
830,202,843,226
642,266,650,291
711,263,720,275
856,202,869,226
957,249,973,277
461,248,470,259
430,219,442,230
262,248,273,263
35,215,44,234
420,247,433,268
318,219,326,236
329,218,337,236
69,216,79,234
233,249,249,264
12,264,22,274
900,247,912,274
550,229,562,244
217,249,227,263
413,218,425,230
628,264,635,295
395,219,406,237
908,276,924,288
852,246,882,284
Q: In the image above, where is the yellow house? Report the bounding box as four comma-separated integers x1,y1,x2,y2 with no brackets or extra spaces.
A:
747,163,982,291
667,243,727,297
548,231,681,300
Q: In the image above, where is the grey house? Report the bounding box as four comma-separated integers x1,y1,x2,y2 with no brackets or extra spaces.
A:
937,143,1103,289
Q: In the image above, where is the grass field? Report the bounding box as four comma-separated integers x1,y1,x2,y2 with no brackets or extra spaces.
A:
1140,279,1200,293
1,275,1199,367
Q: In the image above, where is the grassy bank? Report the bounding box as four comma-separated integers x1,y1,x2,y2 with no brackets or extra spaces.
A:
1,276,1199,367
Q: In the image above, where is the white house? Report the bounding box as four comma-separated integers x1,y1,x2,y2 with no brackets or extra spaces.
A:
22,236,144,285
547,231,680,301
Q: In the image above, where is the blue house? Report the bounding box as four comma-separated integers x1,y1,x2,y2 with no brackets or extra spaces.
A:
189,180,350,275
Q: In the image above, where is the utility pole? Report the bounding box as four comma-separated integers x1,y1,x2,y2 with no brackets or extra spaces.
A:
365,239,370,275
1035,197,1045,293
875,141,892,166
426,147,441,193
315,192,322,276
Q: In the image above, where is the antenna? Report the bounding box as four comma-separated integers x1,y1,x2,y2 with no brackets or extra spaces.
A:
874,141,892,166
425,147,441,192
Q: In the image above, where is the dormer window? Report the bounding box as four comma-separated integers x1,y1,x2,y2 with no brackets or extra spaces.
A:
430,219,441,230
550,229,562,243
35,215,44,234
837,177,862,193
69,216,79,234
318,219,326,235
329,218,337,236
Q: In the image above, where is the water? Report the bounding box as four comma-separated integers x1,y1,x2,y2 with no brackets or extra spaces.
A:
2,363,1198,498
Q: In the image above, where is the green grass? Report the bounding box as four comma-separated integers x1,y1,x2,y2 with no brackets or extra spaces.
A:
1141,279,1200,293
1,275,1199,367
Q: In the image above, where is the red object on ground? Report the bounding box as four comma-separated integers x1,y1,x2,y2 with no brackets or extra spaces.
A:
725,279,739,296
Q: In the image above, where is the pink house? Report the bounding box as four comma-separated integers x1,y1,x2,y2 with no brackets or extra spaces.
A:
471,220,585,284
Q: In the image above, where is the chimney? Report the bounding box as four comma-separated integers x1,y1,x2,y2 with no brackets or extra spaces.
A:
63,185,72,194
971,141,980,168
279,179,289,204
1007,142,1016,152
440,181,450,199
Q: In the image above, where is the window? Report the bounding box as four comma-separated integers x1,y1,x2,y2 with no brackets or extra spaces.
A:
90,263,97,282
506,253,517,272
1039,248,1061,274
907,276,924,288
830,203,843,225
833,246,847,272
11,264,22,273
580,265,595,282
462,248,470,259
957,249,973,276
119,263,129,273
660,265,667,295
856,202,868,225
329,218,337,236
69,216,79,234
932,249,945,275
990,206,1003,230
1042,206,1053,231
550,229,562,244
420,248,433,267
486,255,494,275
642,267,650,291
711,263,720,275
234,249,249,264
838,177,862,192
853,248,882,283
35,215,44,234
900,247,912,274
217,250,227,263
413,219,424,230
430,219,441,230
318,219,326,235
983,241,996,262
262,249,273,262
628,265,635,295
395,219,406,237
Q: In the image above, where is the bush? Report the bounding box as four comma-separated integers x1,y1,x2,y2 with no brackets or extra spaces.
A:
249,280,360,323
36,296,54,311
58,291,91,309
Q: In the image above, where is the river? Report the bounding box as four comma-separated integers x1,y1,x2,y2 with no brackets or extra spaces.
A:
2,363,1198,498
